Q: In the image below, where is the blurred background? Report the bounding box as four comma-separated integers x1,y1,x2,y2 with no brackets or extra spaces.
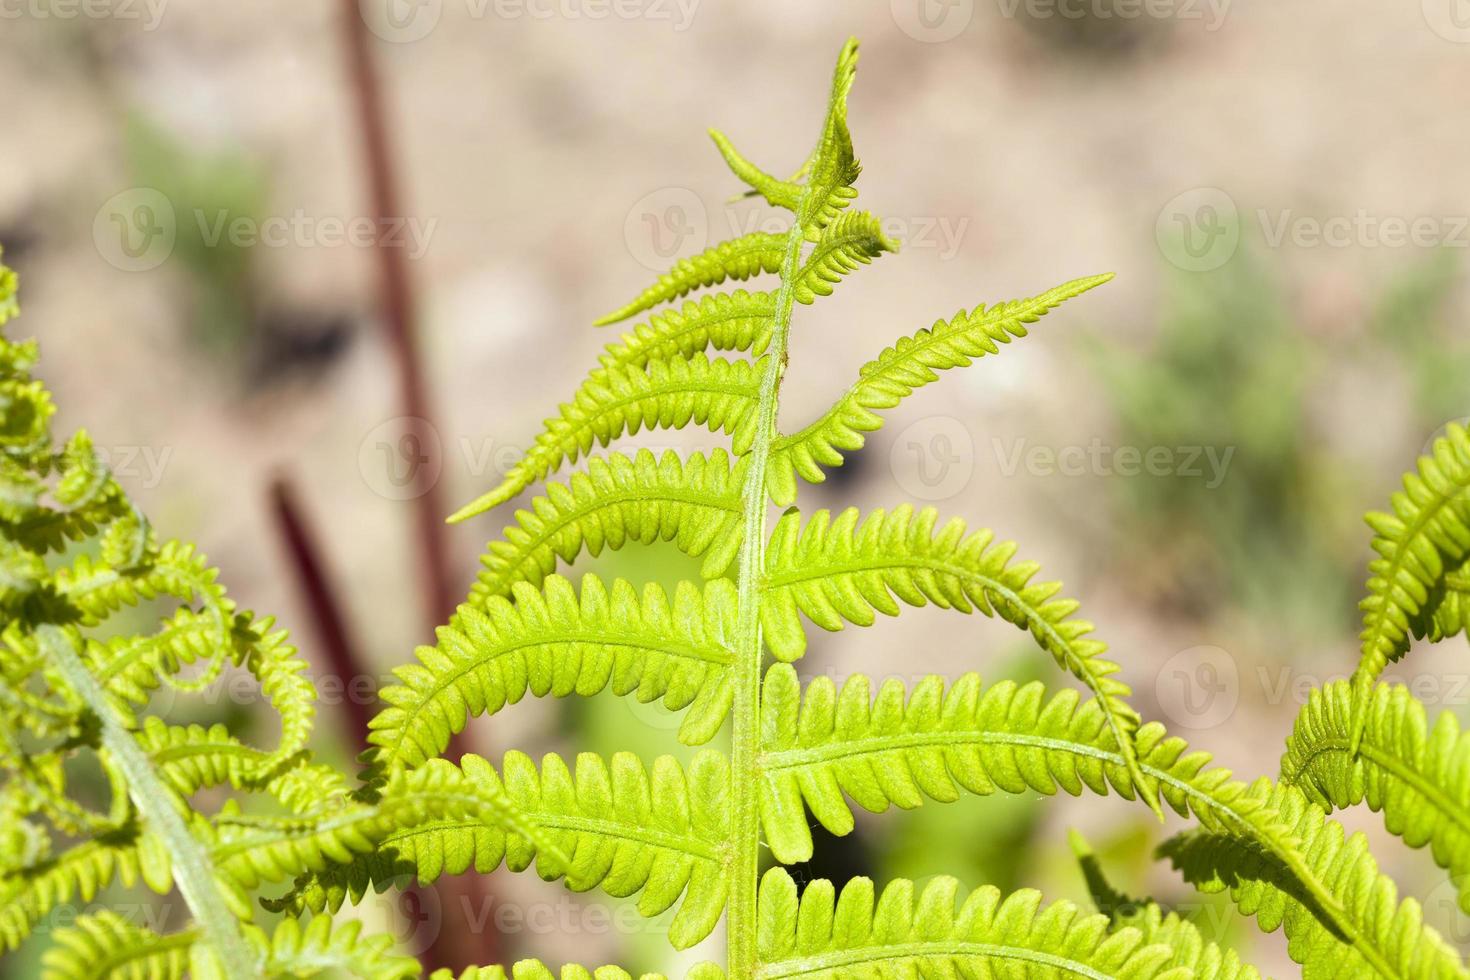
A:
2,0,1469,974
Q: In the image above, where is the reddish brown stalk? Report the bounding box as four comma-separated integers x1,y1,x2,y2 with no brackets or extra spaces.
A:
337,0,456,630
268,476,374,747
335,2,501,967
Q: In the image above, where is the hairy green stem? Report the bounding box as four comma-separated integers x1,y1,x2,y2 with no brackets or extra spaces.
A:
41,625,260,979
728,206,810,977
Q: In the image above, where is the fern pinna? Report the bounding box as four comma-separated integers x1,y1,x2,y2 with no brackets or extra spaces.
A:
4,35,1470,980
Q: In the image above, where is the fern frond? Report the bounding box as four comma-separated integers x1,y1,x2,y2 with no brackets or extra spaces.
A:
369,575,736,771
1070,830,1262,980
449,355,760,522
759,666,1462,980
88,610,316,781
1427,562,1470,641
1357,423,1470,684
767,273,1114,503
594,235,786,327
759,504,1148,809
0,828,143,950
708,129,802,213
753,867,1184,979
41,912,194,980
213,754,559,891
277,751,731,951
262,915,419,980
138,718,350,815
791,210,898,305
1283,680,1470,913
795,37,862,237
597,290,776,370
468,450,745,605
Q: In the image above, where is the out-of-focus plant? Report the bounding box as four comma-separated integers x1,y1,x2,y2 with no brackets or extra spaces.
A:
1086,254,1359,635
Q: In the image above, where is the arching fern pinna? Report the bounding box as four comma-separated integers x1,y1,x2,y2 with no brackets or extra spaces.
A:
3,34,1470,980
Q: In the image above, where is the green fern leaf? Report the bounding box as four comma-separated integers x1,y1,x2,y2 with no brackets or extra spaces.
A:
0,828,144,950
468,450,745,605
597,289,776,369
1357,423,1470,684
794,37,862,237
791,210,898,305
1284,680,1470,913
1070,829,1262,980
708,129,802,214
449,355,760,522
753,867,1186,979
368,574,737,771
277,751,731,951
262,915,419,979
594,235,786,327
213,754,561,892
767,273,1113,504
759,504,1149,809
41,911,194,980
759,665,1463,980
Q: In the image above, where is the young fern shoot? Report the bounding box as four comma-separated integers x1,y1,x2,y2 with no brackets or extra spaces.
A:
4,33,1470,980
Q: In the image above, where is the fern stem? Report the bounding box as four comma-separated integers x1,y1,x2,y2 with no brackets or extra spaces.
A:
729,206,810,977
40,625,261,979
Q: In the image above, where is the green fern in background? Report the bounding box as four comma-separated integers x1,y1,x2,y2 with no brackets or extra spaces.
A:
2,35,1470,980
